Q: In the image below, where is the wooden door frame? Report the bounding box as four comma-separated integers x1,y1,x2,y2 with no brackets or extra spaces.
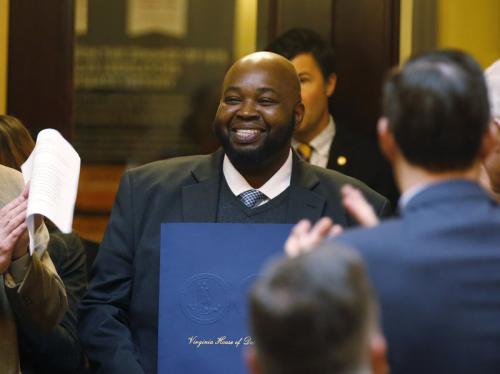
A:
7,0,75,140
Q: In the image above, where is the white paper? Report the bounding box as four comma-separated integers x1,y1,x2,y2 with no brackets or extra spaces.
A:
127,0,187,38
21,129,81,254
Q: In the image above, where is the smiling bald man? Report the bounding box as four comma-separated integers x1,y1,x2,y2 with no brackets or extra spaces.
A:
78,51,390,374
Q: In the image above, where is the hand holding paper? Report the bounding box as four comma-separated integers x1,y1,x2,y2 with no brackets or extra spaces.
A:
21,129,81,254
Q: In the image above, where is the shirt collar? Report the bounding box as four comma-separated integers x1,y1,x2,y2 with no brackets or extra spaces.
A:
399,180,451,210
222,149,293,199
399,178,482,211
292,116,336,158
309,116,336,158
398,183,429,210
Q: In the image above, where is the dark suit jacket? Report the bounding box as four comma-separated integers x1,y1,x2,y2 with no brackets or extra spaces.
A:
336,180,500,374
19,232,88,374
79,149,390,374
327,123,399,208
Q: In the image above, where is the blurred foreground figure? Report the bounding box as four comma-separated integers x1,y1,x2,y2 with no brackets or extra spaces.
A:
287,50,500,374
247,245,388,374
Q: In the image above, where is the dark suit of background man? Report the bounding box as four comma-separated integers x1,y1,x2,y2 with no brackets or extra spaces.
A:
266,28,399,207
324,50,500,373
78,51,390,374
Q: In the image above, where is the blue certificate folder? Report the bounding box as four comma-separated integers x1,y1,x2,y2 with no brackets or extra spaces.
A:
158,223,293,373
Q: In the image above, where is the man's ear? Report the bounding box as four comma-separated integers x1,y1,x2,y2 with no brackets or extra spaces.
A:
370,333,389,374
377,117,398,163
325,73,337,97
245,346,262,374
294,101,305,130
479,121,499,160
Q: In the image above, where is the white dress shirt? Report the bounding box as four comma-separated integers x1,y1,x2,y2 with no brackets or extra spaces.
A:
292,116,336,168
222,149,293,207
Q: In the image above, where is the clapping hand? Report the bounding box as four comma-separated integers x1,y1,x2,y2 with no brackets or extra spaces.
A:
284,184,380,257
0,186,31,274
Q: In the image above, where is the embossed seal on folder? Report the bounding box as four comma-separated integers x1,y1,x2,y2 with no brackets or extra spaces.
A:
180,273,230,324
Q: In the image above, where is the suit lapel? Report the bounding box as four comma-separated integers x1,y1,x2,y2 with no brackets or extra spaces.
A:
287,155,327,222
181,149,224,222
327,124,352,172
181,150,335,223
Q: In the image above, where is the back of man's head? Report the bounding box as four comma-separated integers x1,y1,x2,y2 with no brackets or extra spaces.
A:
265,28,336,80
383,50,490,172
248,244,379,374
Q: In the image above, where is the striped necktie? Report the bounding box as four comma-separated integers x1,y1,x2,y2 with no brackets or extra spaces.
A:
296,143,313,162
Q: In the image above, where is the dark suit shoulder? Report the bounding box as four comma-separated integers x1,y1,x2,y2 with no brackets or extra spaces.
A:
121,152,221,200
304,162,392,216
337,217,402,249
112,152,222,227
312,163,373,189
127,153,213,182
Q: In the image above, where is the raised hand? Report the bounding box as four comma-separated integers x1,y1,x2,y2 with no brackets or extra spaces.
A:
0,193,29,273
285,217,343,257
341,184,380,227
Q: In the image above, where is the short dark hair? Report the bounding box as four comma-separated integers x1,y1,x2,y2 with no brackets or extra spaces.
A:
249,244,375,374
383,49,490,171
265,28,336,80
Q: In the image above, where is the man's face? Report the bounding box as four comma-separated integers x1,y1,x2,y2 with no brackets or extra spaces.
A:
214,58,302,170
291,53,336,143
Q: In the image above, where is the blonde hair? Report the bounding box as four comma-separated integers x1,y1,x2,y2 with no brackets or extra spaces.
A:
0,115,36,171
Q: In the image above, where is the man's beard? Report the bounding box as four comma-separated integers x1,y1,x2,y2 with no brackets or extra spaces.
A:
214,117,295,171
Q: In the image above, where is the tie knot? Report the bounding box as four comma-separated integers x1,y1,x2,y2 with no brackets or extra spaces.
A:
239,189,267,208
297,143,313,162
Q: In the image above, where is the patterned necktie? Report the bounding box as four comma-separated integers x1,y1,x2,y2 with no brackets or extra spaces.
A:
239,189,267,208
296,143,313,162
